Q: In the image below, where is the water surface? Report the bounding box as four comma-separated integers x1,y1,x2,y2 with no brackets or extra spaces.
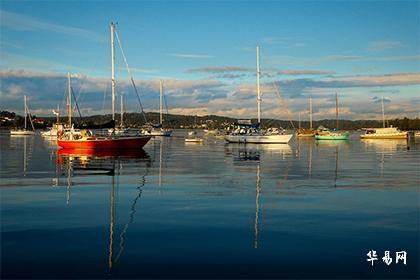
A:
1,131,419,278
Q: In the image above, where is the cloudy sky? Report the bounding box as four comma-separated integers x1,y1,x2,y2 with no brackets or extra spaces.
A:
1,0,419,120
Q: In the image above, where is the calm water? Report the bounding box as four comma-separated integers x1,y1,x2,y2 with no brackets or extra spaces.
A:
1,131,419,279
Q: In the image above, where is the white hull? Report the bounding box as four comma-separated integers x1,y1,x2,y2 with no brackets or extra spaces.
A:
185,138,204,142
360,132,407,139
224,134,293,144
143,130,173,136
41,130,59,137
10,130,35,135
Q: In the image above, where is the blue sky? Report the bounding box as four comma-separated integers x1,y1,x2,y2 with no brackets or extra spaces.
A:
1,0,419,120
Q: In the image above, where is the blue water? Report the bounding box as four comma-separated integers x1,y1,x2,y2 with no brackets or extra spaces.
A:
1,131,419,278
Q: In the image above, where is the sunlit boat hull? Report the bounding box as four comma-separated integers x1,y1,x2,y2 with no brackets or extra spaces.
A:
360,133,407,139
297,133,315,137
57,136,151,149
142,129,173,136
185,138,204,142
10,130,35,135
315,134,349,140
224,134,293,144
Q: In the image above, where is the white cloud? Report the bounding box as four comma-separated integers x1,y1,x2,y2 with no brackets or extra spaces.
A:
167,53,214,59
0,10,103,41
367,40,404,52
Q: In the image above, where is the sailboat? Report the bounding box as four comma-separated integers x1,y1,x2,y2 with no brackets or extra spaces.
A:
224,46,293,144
315,92,349,140
10,95,35,135
57,23,151,150
297,96,315,137
360,97,407,139
41,104,65,137
142,80,173,136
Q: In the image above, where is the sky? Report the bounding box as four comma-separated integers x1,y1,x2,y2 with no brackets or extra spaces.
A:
0,0,419,120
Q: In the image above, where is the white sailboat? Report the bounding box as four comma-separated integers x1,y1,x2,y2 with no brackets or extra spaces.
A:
360,96,407,139
142,80,173,136
10,95,36,135
224,46,293,144
41,104,64,137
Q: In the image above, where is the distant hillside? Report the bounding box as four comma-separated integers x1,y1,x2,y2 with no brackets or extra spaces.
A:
1,110,419,130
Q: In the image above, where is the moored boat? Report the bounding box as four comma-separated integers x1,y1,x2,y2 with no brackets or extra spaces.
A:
224,46,293,144
10,95,35,136
57,23,151,150
360,127,407,139
360,97,407,140
297,97,315,137
314,92,349,141
141,80,173,137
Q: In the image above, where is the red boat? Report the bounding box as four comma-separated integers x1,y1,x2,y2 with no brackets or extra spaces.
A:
57,23,152,151
57,135,151,149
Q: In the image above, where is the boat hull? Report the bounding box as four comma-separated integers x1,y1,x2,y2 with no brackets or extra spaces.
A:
315,134,349,140
360,133,407,139
57,136,151,149
10,130,35,135
297,133,314,137
224,134,293,144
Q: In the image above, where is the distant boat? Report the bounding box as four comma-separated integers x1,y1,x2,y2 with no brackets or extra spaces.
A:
224,46,293,144
41,105,64,137
315,92,349,140
57,23,151,150
297,96,315,137
360,97,407,139
10,95,35,135
185,131,204,142
141,80,173,137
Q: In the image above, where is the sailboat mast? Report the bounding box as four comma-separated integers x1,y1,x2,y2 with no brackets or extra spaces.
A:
335,92,339,130
256,46,261,124
298,112,301,130
67,72,72,126
111,22,116,121
309,96,313,130
160,80,163,125
57,104,60,123
381,96,385,128
120,95,123,128
24,95,27,130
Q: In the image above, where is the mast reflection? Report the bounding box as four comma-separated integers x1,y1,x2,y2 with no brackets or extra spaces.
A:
55,148,151,272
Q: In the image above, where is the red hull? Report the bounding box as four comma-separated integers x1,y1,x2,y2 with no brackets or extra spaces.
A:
57,136,151,149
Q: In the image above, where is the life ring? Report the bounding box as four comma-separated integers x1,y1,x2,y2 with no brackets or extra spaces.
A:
57,130,63,137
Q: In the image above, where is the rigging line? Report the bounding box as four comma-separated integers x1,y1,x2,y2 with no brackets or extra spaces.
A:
114,30,148,123
265,72,296,130
25,103,36,131
163,93,172,126
71,86,83,119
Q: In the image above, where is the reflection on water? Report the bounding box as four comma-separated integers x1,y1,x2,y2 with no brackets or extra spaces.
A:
56,147,151,272
1,131,419,278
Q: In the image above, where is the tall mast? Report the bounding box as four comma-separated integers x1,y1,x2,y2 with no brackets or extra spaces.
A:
381,96,385,128
256,46,261,124
309,96,313,130
120,95,123,128
335,92,339,130
111,22,116,121
57,104,60,124
298,112,301,130
159,80,163,125
24,95,27,130
67,72,72,126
